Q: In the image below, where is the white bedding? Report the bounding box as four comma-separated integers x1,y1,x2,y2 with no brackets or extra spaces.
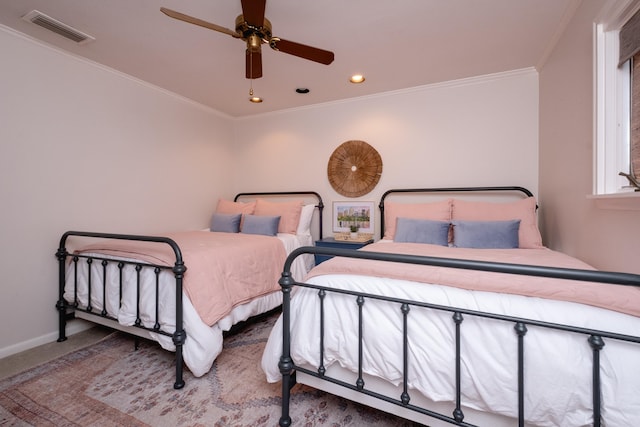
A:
64,231,312,377
261,271,640,426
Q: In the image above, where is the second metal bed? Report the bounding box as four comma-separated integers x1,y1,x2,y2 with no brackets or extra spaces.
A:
264,187,640,426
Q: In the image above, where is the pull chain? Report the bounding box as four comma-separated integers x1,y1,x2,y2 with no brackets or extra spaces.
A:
249,52,254,97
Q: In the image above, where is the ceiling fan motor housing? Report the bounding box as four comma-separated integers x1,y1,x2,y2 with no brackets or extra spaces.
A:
235,15,272,47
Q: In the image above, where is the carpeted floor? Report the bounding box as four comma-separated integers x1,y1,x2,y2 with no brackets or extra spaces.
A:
0,313,422,426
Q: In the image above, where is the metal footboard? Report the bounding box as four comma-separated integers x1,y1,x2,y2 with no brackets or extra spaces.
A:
277,246,640,427
56,231,187,389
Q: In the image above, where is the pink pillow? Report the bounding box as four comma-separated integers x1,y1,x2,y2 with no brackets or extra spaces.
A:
216,199,256,229
254,199,303,234
216,199,256,216
451,197,543,248
384,199,452,240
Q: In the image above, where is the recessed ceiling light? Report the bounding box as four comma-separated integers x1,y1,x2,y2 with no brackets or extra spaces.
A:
296,88,310,94
249,96,263,103
349,74,365,84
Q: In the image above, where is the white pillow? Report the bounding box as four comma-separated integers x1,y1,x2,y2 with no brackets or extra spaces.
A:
296,204,315,236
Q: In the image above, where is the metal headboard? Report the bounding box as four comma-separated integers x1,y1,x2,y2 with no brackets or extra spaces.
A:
378,186,535,239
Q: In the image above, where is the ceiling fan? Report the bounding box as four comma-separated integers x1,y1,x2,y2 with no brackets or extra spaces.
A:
160,0,334,79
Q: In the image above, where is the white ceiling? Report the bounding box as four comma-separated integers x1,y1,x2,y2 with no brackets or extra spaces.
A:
0,0,578,118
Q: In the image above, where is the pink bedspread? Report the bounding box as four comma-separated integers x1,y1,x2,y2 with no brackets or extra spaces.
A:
77,231,286,325
306,242,640,317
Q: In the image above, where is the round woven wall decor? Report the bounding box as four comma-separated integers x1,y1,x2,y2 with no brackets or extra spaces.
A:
327,140,383,197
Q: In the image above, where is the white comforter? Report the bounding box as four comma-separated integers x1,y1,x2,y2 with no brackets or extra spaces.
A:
65,232,312,377
262,271,640,427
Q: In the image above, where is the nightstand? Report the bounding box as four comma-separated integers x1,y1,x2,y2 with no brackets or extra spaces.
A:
314,237,374,265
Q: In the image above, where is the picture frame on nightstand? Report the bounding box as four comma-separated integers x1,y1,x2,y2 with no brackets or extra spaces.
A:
332,201,375,234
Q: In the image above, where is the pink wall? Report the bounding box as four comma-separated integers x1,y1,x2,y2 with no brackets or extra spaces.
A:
232,70,540,238
0,27,235,355
539,0,640,273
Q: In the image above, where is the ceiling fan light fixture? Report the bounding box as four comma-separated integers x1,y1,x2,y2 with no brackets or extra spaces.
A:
350,74,366,84
247,33,262,52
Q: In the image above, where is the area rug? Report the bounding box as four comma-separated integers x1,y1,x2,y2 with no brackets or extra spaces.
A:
0,313,422,426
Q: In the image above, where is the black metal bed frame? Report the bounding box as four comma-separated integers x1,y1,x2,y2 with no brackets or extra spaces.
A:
56,191,323,390
277,187,640,426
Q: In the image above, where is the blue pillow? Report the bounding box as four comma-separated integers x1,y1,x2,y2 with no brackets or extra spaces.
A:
394,217,450,246
241,215,281,236
210,213,241,233
452,220,521,249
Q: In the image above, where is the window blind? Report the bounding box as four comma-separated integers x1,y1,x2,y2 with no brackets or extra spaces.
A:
619,8,640,66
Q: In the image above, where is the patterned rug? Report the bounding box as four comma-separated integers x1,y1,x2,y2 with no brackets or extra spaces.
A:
0,313,422,426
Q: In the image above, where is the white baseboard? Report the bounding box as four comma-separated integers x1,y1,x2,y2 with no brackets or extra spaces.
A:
0,318,93,359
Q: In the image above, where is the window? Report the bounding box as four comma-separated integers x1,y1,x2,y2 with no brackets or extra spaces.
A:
631,52,640,180
595,1,640,195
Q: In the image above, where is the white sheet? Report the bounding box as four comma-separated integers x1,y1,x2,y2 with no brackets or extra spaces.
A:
64,231,311,377
261,273,640,427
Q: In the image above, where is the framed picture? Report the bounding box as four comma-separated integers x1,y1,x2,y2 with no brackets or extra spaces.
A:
333,201,375,233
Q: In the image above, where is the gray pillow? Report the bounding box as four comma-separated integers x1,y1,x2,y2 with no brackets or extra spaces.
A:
241,215,281,236
452,219,521,249
394,217,450,246
210,213,241,233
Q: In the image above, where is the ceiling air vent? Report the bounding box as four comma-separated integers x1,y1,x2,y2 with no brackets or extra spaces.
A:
22,10,95,44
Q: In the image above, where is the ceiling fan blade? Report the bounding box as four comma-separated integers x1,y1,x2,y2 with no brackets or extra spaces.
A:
246,49,263,79
270,38,334,65
160,7,239,38
241,0,266,28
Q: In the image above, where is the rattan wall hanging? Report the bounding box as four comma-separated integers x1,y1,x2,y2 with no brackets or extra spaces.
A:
327,140,383,197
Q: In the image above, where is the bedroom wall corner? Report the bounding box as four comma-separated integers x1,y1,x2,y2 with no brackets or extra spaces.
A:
0,27,235,357
538,0,640,274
